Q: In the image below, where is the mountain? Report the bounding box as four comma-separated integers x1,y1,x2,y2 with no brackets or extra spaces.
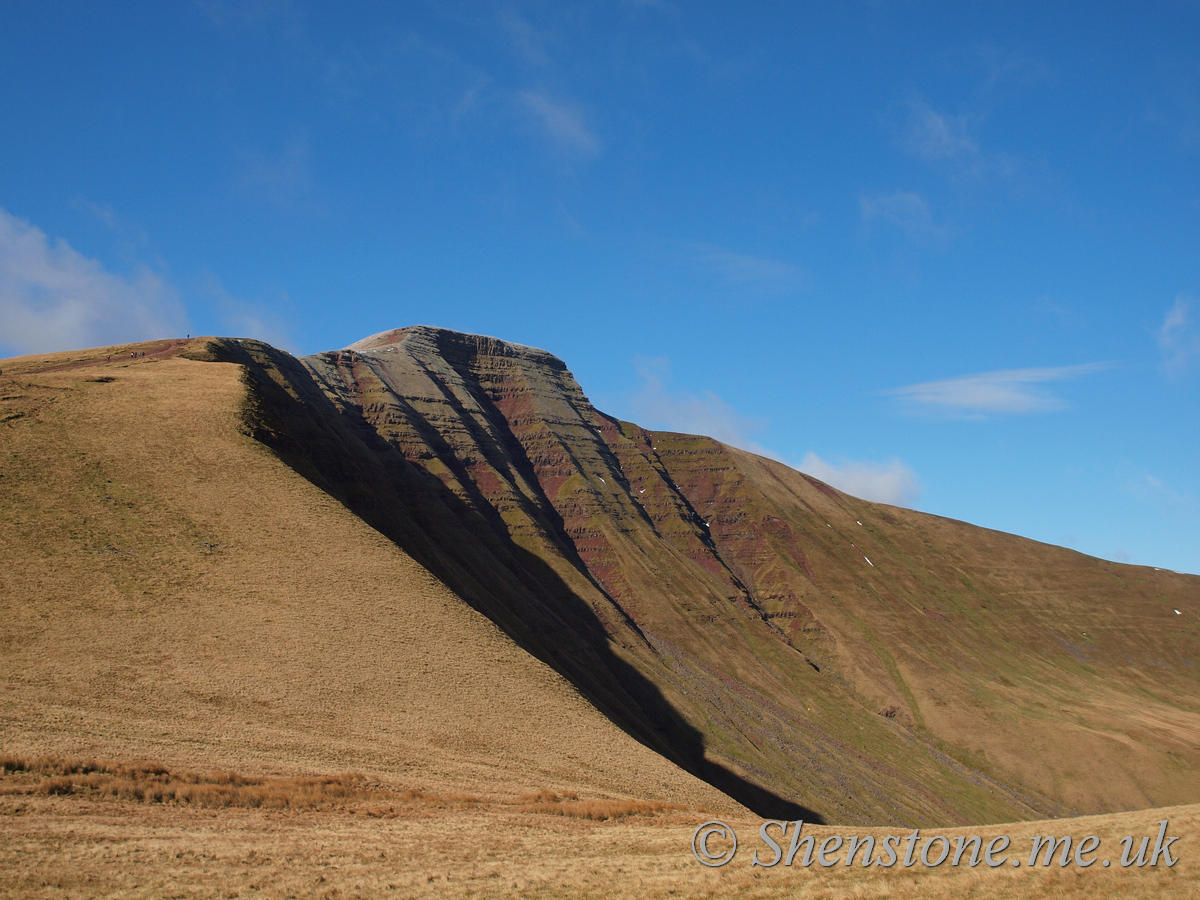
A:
0,338,739,814
3,327,1197,827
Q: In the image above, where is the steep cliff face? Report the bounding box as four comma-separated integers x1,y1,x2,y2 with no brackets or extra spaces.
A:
198,327,1199,826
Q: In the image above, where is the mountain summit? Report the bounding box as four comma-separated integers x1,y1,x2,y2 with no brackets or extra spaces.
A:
3,327,1197,826
196,325,1195,825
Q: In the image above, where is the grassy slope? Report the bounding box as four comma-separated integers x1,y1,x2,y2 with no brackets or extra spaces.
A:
0,341,740,814
719,446,1200,816
283,327,1198,827
593,426,1200,822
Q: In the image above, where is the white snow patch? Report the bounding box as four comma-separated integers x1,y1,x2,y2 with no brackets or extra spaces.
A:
864,556,873,566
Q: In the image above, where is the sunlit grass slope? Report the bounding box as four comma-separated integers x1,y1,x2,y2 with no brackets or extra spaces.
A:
0,341,740,814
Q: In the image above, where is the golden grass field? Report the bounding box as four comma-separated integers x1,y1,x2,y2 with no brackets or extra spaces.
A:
1,341,1196,898
1,760,1195,899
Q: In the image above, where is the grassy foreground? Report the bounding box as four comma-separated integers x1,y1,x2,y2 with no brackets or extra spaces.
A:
1,759,1194,899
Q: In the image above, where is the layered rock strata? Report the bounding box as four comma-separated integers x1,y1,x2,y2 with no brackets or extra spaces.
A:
187,327,1200,826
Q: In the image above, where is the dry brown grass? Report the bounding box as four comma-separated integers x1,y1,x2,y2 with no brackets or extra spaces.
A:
1,755,686,828
0,346,739,816
1,755,385,809
0,785,1193,899
518,788,685,820
4,758,1190,899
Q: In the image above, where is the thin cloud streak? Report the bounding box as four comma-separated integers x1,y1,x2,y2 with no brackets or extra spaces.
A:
902,98,978,162
1120,460,1196,519
689,244,806,293
626,359,920,508
896,93,1022,185
882,362,1113,418
236,137,320,212
1129,471,1194,514
628,357,773,456
0,207,187,355
1158,294,1200,377
860,190,950,247
799,452,921,507
499,12,553,68
518,91,601,157
196,0,304,33
198,271,296,353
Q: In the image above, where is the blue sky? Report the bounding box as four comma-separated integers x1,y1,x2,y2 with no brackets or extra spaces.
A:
2,1,1198,574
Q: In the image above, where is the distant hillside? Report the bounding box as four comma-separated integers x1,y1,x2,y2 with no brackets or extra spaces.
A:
2,329,1197,827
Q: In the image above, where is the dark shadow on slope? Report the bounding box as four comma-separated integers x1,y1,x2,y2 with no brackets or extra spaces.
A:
187,338,821,822
407,344,657,644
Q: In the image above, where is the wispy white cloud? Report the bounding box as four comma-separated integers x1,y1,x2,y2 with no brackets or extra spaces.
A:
236,137,319,211
78,199,119,233
901,98,979,162
859,190,950,247
1124,466,1195,518
196,0,304,35
1157,295,1200,377
518,90,601,157
628,357,773,455
882,363,1112,418
383,30,493,127
197,271,295,352
625,357,920,507
0,207,187,355
799,452,921,507
624,0,676,10
1144,59,1200,153
689,243,806,294
452,77,490,118
895,95,1021,185
499,11,553,67
977,48,1053,94
71,196,153,257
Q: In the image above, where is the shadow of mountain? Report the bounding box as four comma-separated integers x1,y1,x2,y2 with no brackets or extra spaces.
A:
193,338,821,822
